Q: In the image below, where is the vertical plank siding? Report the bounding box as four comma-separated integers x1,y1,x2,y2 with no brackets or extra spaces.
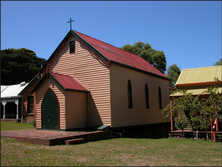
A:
35,77,65,129
65,91,88,129
110,64,169,127
48,36,111,127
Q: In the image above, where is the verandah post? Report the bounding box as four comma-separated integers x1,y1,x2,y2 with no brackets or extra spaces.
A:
170,99,173,131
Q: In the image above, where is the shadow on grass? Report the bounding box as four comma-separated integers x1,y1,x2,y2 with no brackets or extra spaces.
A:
123,130,171,139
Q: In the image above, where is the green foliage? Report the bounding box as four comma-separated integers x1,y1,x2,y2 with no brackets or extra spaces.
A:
162,80,222,138
1,48,47,85
174,115,188,132
214,58,222,66
166,64,181,88
120,42,167,73
32,119,36,128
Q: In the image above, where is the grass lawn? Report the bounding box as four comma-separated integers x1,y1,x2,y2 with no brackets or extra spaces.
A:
1,121,34,131
1,122,222,166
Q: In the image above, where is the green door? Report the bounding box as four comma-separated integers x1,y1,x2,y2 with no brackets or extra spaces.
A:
42,89,59,130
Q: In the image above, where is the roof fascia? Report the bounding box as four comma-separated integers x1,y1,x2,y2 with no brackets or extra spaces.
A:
19,74,38,95
31,74,47,94
71,31,109,62
48,72,66,92
176,81,222,88
66,89,89,93
31,72,66,94
39,30,110,74
39,31,73,73
31,72,88,94
110,61,170,81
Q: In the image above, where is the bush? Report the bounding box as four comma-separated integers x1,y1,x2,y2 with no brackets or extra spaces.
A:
32,119,36,128
174,115,188,136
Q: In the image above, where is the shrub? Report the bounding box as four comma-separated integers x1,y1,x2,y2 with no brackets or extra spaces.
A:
174,115,188,136
32,119,36,128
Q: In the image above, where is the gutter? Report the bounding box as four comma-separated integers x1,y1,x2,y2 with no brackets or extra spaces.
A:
0,96,21,100
110,60,170,81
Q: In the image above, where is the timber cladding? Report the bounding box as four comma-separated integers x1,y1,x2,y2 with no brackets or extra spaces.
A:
48,36,111,127
110,63,169,127
33,31,170,131
35,77,66,130
65,91,88,129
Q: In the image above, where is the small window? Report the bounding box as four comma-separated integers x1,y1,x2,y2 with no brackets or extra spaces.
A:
128,80,133,108
145,84,149,109
70,41,75,53
158,87,162,109
28,96,34,113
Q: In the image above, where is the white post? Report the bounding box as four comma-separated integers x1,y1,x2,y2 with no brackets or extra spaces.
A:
15,100,19,119
2,102,7,119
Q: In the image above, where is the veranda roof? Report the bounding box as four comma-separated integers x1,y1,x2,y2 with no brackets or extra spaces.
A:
1,82,28,98
170,87,222,97
176,66,222,87
171,66,222,97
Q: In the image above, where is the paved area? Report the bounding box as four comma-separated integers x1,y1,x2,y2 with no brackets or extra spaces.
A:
1,129,112,146
1,129,93,139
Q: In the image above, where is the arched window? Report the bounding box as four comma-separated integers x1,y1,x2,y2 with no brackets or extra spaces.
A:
145,84,149,109
128,80,133,108
158,87,162,109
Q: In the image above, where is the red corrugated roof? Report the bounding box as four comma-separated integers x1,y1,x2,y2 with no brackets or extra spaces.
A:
50,72,88,92
74,31,169,80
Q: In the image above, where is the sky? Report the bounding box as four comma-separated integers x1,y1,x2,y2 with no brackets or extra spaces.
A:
1,1,221,72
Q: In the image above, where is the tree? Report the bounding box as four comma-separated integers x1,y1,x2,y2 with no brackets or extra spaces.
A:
214,58,222,66
199,86,222,139
120,42,167,73
174,114,188,137
166,64,181,88
1,48,47,85
162,83,222,139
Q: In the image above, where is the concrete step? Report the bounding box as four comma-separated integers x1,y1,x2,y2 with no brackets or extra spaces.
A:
65,138,84,145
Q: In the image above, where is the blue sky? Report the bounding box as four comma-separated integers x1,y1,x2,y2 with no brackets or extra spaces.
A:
1,1,221,72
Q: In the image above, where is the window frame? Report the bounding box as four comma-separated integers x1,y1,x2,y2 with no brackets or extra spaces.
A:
128,80,133,108
158,87,162,109
145,84,149,109
28,96,34,113
69,41,75,53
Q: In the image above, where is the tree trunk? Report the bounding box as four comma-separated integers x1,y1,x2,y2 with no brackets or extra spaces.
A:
196,130,198,139
206,130,208,140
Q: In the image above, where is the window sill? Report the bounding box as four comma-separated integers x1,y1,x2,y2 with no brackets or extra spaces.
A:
27,113,34,116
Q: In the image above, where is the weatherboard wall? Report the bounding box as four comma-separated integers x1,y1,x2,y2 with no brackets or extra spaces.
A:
110,63,169,127
48,35,111,127
35,77,66,130
65,91,88,129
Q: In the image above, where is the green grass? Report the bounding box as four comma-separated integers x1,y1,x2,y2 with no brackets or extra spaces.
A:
1,121,34,131
1,122,222,166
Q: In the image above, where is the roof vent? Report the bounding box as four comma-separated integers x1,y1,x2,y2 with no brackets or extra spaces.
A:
20,81,26,86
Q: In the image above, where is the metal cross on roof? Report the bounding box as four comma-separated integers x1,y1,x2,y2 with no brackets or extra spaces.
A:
67,18,74,30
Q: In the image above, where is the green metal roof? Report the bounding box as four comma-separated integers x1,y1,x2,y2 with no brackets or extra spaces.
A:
176,66,222,85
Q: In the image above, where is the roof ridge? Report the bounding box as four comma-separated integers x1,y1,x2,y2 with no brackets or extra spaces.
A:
74,30,143,60
73,30,148,60
73,30,169,80
182,65,222,71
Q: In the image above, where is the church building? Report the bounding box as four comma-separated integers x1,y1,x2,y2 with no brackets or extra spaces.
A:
29,30,170,131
